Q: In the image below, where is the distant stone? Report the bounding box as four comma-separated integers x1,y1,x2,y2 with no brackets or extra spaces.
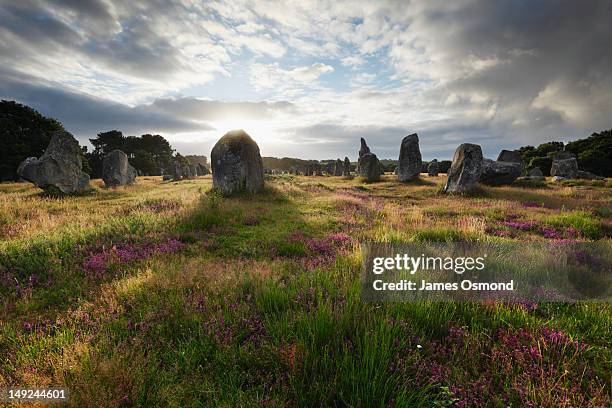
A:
211,129,264,194
172,162,182,181
529,167,543,177
343,157,351,177
577,170,604,180
479,159,522,185
552,176,567,182
524,167,545,181
198,163,210,175
443,143,483,193
334,159,343,176
358,153,381,182
550,152,578,178
427,159,439,176
162,175,172,181
102,150,137,187
183,164,193,179
189,164,198,179
397,133,422,181
359,138,371,158
497,150,523,167
17,131,90,194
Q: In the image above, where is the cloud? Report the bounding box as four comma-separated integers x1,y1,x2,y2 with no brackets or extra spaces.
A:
0,0,610,158
249,62,335,91
149,97,295,121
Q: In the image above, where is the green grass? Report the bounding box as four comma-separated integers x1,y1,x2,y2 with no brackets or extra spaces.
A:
0,175,610,407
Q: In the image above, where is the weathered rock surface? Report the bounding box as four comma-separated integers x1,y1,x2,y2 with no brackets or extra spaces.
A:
102,150,137,187
211,129,264,194
183,164,193,179
397,133,422,181
523,167,545,181
443,143,483,193
334,159,343,176
17,131,90,194
359,138,370,158
172,162,182,181
358,153,381,182
550,152,578,178
497,150,523,167
343,157,351,177
198,163,210,175
189,164,198,179
479,159,522,185
427,159,439,176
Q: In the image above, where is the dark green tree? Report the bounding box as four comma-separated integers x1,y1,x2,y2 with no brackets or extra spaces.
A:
0,100,65,181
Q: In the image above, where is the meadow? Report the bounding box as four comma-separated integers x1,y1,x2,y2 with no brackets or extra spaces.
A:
0,174,610,407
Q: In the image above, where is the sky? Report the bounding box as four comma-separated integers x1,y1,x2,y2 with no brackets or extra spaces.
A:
1,0,611,160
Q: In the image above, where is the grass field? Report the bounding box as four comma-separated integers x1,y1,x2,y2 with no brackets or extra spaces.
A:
0,174,610,407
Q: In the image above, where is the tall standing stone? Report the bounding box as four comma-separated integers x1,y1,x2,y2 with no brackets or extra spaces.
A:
443,143,483,193
397,133,422,181
343,157,351,177
358,153,381,182
183,164,193,179
359,138,371,158
357,138,380,181
102,149,137,187
211,129,264,195
189,164,198,179
427,159,439,176
172,161,182,181
17,130,90,194
334,159,343,176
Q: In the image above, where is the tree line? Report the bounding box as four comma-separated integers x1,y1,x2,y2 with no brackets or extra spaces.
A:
1,100,610,181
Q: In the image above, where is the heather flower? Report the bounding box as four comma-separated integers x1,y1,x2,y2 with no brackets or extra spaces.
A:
501,220,537,231
82,238,185,276
541,227,562,239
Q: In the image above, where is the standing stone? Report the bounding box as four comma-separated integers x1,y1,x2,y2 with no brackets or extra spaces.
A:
427,159,439,176
550,152,578,178
211,129,264,195
172,161,182,181
443,143,483,193
102,149,137,187
198,163,210,175
342,157,351,177
497,150,523,167
334,159,343,176
479,159,522,185
17,131,90,194
183,164,193,179
359,138,371,158
525,167,544,181
189,164,198,179
358,153,381,182
397,133,422,182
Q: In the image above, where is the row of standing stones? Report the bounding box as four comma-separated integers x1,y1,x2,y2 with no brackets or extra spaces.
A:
16,129,604,196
